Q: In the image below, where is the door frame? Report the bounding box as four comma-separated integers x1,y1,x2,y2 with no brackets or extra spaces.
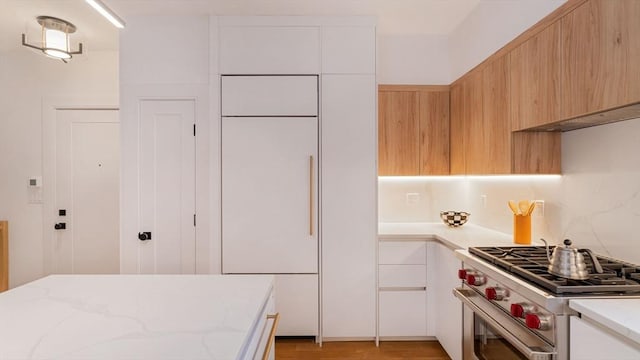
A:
42,96,118,275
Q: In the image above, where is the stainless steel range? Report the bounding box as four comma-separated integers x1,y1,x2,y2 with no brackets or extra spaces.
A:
454,244,640,360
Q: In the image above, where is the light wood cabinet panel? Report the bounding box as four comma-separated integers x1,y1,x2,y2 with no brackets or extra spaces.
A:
419,91,450,175
378,91,419,175
378,86,449,176
481,56,511,174
449,72,482,175
561,0,640,120
512,132,561,174
510,21,562,130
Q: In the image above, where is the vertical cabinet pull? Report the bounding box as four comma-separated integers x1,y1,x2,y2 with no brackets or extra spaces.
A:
309,155,313,236
262,313,280,360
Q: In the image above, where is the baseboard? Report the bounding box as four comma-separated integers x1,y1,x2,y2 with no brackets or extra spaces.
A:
378,336,438,341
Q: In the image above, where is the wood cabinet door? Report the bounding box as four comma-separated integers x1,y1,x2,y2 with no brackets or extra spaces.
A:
419,91,450,175
378,90,420,175
510,21,562,130
561,0,640,120
450,71,483,175
482,56,511,174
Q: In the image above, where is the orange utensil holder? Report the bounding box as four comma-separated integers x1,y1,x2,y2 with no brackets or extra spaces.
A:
513,214,531,245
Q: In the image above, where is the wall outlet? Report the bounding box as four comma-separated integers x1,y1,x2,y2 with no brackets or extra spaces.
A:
480,194,487,209
533,200,545,217
406,192,420,204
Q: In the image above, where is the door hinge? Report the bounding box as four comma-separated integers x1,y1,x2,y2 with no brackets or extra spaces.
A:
193,124,196,136
193,214,196,227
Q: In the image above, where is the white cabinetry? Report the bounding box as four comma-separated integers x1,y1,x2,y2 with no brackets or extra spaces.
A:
570,317,640,360
378,240,428,338
219,26,320,74
321,27,376,74
431,242,463,360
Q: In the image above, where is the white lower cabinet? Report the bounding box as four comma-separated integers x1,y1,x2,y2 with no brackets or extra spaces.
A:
274,274,318,336
430,242,463,360
378,239,429,339
570,316,640,360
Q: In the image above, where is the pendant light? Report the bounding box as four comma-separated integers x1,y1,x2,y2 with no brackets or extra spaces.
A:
21,16,83,63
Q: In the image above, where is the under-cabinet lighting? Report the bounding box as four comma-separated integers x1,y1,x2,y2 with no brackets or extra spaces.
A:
85,0,125,28
379,175,562,182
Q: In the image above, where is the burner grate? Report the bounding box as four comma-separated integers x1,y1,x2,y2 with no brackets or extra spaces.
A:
469,246,640,295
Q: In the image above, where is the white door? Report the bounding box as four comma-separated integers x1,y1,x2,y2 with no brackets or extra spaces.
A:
221,116,318,274
139,100,196,274
54,109,119,274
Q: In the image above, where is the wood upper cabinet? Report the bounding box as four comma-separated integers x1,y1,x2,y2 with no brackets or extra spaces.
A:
510,20,562,131
450,57,509,175
561,0,640,120
378,86,449,176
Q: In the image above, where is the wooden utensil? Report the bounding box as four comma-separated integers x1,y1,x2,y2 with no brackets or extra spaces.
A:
525,202,536,216
508,200,519,215
518,200,530,215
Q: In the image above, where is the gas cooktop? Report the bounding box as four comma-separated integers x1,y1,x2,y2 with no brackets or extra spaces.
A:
469,246,640,295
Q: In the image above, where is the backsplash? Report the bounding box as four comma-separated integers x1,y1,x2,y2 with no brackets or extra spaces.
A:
379,117,640,264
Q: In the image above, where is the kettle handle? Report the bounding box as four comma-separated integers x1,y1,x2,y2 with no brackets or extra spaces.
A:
579,248,604,274
539,238,552,262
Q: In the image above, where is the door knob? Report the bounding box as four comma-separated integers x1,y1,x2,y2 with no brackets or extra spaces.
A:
54,222,66,230
138,232,152,241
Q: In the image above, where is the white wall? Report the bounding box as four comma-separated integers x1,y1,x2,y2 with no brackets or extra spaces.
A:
379,118,640,265
377,34,450,85
0,50,118,288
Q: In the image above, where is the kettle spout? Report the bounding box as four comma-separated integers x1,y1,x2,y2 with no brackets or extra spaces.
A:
539,238,552,262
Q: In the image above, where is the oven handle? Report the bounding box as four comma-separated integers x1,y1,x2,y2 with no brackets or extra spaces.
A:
453,288,555,360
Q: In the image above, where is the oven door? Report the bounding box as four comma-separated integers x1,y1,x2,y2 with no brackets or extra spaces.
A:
454,288,555,360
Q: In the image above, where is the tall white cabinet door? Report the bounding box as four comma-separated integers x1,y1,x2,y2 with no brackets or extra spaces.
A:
321,74,377,337
139,100,196,274
222,117,318,274
432,243,463,360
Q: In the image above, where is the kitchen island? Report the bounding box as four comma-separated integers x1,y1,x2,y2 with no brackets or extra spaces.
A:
0,274,275,359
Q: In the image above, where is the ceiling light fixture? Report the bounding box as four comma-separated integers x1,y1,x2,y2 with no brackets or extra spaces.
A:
85,0,126,29
21,16,83,63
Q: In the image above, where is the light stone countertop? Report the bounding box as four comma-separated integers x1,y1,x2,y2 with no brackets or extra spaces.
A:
0,274,274,360
378,222,533,249
569,298,640,348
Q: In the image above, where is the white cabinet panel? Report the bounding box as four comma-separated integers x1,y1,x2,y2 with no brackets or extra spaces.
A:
432,243,463,360
221,75,318,116
379,265,427,288
570,317,640,360
139,100,196,274
221,117,318,274
379,291,428,337
220,26,320,74
275,274,318,336
321,74,377,338
379,241,427,265
322,27,375,74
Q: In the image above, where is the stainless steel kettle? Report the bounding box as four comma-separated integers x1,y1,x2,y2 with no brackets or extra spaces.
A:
540,238,603,280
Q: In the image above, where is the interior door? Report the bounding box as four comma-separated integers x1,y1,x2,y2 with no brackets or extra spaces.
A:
54,109,119,274
222,116,318,274
139,100,196,274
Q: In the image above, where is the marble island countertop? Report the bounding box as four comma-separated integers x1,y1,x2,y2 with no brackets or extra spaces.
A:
0,274,274,360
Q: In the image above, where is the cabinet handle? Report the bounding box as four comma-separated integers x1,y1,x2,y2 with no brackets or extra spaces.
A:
309,155,313,236
262,313,280,360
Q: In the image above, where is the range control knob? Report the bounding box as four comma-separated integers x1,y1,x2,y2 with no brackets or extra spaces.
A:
458,269,469,280
485,287,509,301
525,313,552,331
510,303,536,318
466,273,487,286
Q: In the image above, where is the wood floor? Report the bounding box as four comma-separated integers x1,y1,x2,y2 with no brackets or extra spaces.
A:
275,338,451,360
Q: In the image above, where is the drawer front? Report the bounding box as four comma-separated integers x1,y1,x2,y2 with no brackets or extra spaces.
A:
378,265,427,288
379,290,427,337
379,241,427,265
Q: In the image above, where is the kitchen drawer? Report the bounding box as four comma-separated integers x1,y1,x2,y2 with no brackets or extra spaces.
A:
379,290,428,337
379,241,427,265
379,265,427,288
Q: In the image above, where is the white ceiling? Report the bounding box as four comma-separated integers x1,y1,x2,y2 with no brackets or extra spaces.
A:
0,0,486,54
